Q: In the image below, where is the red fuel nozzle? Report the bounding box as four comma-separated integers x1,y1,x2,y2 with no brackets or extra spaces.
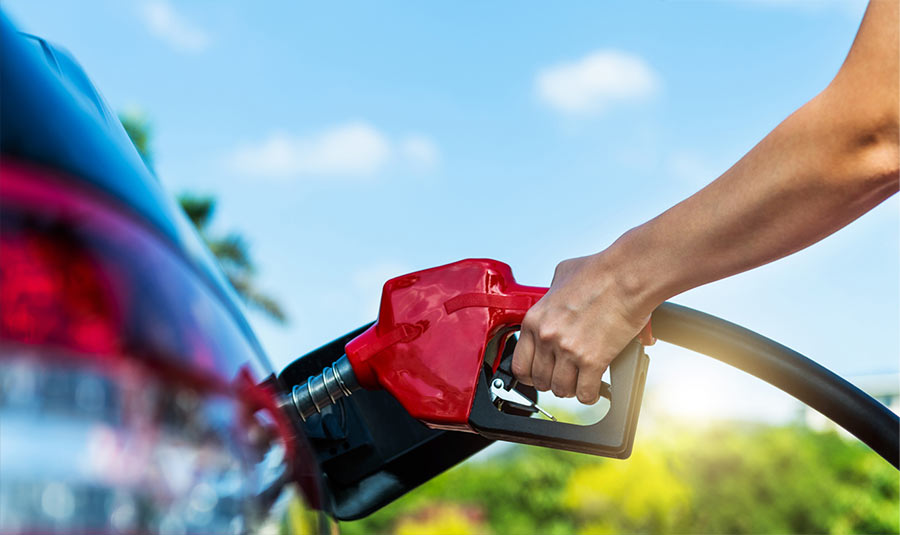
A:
286,258,649,458
288,259,545,428
342,259,547,430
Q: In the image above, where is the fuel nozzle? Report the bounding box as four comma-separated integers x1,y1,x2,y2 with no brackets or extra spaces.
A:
287,355,361,421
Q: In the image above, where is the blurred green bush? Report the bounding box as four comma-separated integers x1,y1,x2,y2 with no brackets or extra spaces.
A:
330,423,898,535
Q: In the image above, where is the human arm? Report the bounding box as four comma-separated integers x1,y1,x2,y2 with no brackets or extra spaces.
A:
512,0,900,404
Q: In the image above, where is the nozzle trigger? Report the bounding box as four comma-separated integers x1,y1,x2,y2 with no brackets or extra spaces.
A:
490,377,557,421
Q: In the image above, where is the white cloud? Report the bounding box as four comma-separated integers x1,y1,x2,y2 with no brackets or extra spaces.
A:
230,123,391,179
399,134,440,171
536,50,660,115
230,122,439,180
140,1,211,53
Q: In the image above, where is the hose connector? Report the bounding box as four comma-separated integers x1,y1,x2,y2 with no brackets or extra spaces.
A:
289,355,361,421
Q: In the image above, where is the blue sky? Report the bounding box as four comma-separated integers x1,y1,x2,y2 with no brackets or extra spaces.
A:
5,0,895,422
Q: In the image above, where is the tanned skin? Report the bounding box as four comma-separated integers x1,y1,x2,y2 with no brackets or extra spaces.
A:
512,1,900,404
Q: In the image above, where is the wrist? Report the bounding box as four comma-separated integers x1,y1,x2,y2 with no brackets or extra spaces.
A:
592,228,674,319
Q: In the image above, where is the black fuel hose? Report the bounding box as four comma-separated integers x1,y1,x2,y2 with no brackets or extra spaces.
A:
651,302,899,468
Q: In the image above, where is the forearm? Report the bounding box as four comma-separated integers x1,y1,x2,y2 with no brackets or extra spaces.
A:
604,81,899,316
512,0,899,403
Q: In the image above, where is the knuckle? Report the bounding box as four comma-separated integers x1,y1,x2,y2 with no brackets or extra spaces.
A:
575,352,600,369
552,263,565,279
521,311,540,332
557,336,578,355
537,325,557,343
554,259,573,276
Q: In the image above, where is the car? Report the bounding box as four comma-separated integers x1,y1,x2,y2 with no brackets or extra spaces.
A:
0,11,329,533
0,10,486,533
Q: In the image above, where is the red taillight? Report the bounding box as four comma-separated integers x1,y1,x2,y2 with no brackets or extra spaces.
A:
0,159,257,377
0,160,321,533
1,228,122,356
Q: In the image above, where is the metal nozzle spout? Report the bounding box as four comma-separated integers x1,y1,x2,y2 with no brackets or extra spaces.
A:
289,354,361,421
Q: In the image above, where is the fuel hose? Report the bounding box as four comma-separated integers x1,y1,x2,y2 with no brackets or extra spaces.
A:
651,302,899,468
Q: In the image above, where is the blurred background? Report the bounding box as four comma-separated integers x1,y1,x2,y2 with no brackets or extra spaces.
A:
4,1,896,533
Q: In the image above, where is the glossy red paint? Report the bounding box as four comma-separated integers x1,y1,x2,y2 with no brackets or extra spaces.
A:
345,259,548,430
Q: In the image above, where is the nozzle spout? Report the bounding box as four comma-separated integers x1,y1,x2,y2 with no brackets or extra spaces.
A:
289,354,360,421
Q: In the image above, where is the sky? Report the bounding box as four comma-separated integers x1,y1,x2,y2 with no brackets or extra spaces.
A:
4,0,896,424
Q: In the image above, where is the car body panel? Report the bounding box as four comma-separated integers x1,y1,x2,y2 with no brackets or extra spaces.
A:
0,12,271,379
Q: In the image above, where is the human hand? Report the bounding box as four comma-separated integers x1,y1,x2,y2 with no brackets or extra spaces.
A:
511,253,651,404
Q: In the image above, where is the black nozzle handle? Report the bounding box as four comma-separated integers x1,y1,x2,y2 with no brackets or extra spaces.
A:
289,355,361,421
469,340,649,458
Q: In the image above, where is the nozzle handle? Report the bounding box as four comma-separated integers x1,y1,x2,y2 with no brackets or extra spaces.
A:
470,339,649,458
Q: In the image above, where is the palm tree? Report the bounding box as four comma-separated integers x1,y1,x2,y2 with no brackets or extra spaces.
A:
178,194,286,322
120,111,286,323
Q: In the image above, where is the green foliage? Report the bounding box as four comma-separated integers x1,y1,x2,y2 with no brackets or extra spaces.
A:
339,446,588,535
178,194,216,230
671,424,899,535
119,110,153,168
175,192,287,323
334,424,898,535
563,449,691,534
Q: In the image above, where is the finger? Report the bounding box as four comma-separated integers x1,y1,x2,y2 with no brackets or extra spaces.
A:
550,358,578,398
511,330,536,386
530,342,555,392
575,361,606,405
